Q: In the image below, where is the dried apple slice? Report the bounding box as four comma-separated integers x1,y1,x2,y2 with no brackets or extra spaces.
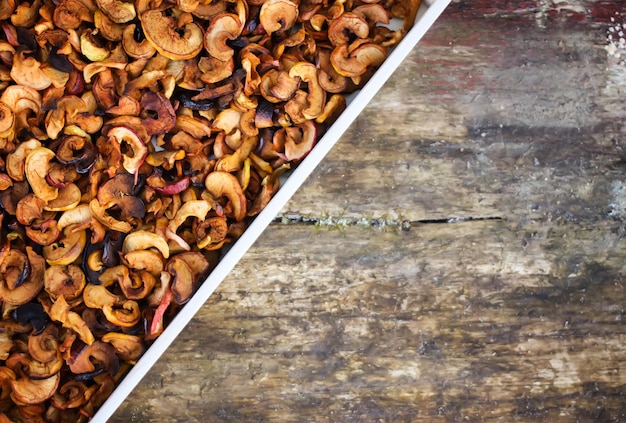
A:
96,173,146,220
44,265,86,301
122,230,170,259
122,250,164,276
176,251,210,280
11,0,41,27
52,0,91,30
141,9,203,60
0,250,30,292
0,101,14,136
330,42,387,78
28,325,60,364
151,175,191,195
317,48,348,93
283,120,317,162
213,108,242,134
0,84,41,116
316,93,346,124
43,183,81,212
10,372,60,405
68,341,119,378
57,204,92,231
83,283,119,309
25,219,61,247
0,334,13,361
0,247,45,306
89,199,133,233
198,55,234,84
103,300,141,328
140,91,176,135
120,271,156,300
25,147,58,202
45,105,69,139
55,135,97,173
0,370,14,416
166,255,195,305
260,69,300,103
10,52,52,91
43,295,95,345
204,171,247,222
353,4,391,26
26,354,64,379
50,380,89,409
259,0,299,34
216,135,257,172
106,126,148,177
95,0,136,23
287,62,326,121
42,229,87,266
94,9,124,41
0,0,16,20
167,200,212,234
101,333,145,364
80,30,110,62
15,194,45,226
122,24,156,59
194,216,228,249
328,12,369,46
204,13,241,62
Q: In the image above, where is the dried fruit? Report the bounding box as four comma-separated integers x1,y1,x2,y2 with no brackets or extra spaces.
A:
141,9,203,60
0,0,417,416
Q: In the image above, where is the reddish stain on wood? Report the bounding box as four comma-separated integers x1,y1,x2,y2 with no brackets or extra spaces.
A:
447,1,625,25
449,0,538,16
590,1,626,22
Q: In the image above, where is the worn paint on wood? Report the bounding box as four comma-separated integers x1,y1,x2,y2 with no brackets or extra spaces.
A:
114,222,626,422
111,1,626,421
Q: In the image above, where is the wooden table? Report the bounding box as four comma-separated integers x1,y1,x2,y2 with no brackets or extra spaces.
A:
111,1,626,421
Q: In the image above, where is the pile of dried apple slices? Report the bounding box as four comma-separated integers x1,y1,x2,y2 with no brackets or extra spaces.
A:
0,0,418,419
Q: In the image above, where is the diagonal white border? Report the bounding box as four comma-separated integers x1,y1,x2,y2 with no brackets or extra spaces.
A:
94,0,452,420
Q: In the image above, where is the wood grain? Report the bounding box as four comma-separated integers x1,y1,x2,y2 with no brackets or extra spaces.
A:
113,222,626,422
111,1,626,421
280,2,625,224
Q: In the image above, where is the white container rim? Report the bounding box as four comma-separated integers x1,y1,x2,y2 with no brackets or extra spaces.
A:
94,0,452,420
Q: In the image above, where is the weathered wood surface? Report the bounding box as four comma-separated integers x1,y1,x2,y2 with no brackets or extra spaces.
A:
112,1,626,421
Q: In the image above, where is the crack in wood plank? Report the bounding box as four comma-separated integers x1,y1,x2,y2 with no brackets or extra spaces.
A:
273,213,503,229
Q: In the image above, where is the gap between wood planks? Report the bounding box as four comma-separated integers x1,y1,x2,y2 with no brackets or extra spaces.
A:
273,213,503,230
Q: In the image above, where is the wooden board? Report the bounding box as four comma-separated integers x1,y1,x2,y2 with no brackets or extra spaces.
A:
111,1,626,421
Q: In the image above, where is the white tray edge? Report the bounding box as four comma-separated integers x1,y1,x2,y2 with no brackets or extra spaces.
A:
93,0,451,420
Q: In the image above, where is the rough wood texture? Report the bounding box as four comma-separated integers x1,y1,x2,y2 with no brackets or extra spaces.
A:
111,1,626,421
